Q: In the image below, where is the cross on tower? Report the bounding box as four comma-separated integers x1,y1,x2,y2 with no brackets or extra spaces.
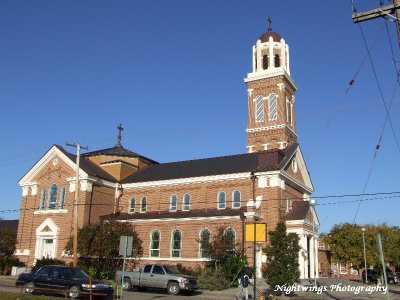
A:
116,123,124,148
267,16,272,32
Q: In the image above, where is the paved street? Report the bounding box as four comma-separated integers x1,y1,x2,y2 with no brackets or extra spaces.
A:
2,277,400,300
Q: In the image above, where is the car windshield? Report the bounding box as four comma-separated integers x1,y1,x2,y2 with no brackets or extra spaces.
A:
63,268,89,280
163,266,181,275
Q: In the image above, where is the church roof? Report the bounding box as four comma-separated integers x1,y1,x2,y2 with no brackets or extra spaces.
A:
56,145,120,182
259,31,282,43
286,201,310,221
122,143,298,183
83,146,158,164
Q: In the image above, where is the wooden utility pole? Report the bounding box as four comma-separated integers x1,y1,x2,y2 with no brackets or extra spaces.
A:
66,142,88,267
352,0,400,45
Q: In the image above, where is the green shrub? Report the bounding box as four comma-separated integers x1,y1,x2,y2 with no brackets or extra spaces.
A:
0,256,25,275
176,263,201,277
219,254,248,286
197,267,231,290
32,257,65,273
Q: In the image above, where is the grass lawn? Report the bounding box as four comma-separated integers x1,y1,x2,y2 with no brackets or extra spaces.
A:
0,292,60,299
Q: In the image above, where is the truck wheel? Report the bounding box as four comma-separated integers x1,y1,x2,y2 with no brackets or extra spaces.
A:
167,281,180,295
68,285,80,299
25,282,35,294
122,277,132,290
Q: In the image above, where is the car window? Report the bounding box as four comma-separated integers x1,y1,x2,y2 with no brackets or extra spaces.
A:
143,265,152,273
49,268,63,279
63,268,88,279
164,266,180,274
152,266,165,275
36,267,51,277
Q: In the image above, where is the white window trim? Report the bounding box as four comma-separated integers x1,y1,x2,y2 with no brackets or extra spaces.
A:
232,190,241,209
217,191,226,210
198,228,211,259
169,194,177,212
140,197,147,213
268,93,278,121
150,229,161,258
182,194,190,211
170,229,182,258
128,198,136,214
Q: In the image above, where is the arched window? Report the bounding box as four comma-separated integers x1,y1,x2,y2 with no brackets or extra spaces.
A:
171,229,182,258
182,193,190,211
217,191,226,209
199,228,211,258
224,227,236,250
232,190,241,209
129,198,136,213
170,194,177,212
59,187,66,209
262,55,269,70
150,230,160,257
39,188,46,210
255,95,264,123
48,184,58,209
274,54,280,67
140,197,147,213
269,93,277,121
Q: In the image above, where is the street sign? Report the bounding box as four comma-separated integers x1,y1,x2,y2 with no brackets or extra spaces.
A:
119,236,133,257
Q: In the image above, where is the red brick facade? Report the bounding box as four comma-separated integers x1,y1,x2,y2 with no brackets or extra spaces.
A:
16,26,318,280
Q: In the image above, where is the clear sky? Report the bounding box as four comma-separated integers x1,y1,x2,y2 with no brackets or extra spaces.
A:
1,1,399,234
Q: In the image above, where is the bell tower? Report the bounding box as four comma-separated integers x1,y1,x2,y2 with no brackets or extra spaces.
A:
245,19,298,153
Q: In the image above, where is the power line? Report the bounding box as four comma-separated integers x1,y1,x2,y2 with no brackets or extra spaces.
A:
2,190,400,216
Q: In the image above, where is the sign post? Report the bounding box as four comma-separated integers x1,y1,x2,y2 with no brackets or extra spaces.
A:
119,236,133,300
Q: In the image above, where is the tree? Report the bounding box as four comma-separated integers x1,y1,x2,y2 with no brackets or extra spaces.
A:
197,225,247,290
0,229,17,256
324,223,400,270
263,220,300,287
199,226,239,268
323,223,365,269
65,221,143,277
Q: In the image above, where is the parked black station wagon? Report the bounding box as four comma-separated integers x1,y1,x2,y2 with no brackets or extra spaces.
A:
15,265,114,299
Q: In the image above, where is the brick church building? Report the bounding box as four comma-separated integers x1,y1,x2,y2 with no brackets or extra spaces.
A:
16,24,319,280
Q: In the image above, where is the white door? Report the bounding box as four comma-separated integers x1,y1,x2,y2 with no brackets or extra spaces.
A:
41,239,55,258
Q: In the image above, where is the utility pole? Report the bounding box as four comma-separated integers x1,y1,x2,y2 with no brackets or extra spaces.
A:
352,0,400,45
66,142,88,267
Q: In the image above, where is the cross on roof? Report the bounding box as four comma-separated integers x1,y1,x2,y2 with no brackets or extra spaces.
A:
267,16,272,32
115,123,124,148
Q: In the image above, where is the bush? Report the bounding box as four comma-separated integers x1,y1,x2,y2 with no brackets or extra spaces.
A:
197,267,231,290
32,257,65,273
0,256,25,275
78,257,117,280
176,263,202,277
219,254,248,286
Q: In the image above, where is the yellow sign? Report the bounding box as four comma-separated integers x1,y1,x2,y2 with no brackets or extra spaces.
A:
245,223,266,242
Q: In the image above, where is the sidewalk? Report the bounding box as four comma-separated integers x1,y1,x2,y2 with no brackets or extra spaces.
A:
199,278,400,300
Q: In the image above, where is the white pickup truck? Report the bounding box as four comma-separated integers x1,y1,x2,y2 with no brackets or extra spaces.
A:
115,264,198,295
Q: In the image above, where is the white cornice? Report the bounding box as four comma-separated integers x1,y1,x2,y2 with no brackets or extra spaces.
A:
281,171,313,194
281,147,314,192
123,172,251,190
244,70,297,90
246,124,297,137
19,146,88,186
119,215,241,223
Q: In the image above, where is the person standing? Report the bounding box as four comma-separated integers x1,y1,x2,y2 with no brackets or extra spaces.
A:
236,269,250,300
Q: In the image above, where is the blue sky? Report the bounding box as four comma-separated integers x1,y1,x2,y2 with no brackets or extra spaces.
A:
0,1,399,234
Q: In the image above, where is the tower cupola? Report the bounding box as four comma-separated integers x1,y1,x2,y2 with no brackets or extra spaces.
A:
244,18,298,153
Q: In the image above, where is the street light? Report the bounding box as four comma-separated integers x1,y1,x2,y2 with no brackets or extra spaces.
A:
361,227,368,283
309,199,317,287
